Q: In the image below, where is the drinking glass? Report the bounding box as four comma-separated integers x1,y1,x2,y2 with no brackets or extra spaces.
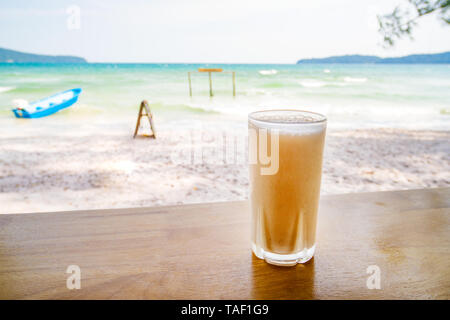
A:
249,109,327,266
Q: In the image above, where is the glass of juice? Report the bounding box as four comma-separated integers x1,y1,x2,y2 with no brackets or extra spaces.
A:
248,110,327,266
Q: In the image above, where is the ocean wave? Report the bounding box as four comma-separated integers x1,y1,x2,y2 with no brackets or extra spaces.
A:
243,88,269,96
299,80,326,88
323,69,331,73
16,78,61,83
259,69,278,75
151,102,220,115
343,77,368,83
0,86,14,93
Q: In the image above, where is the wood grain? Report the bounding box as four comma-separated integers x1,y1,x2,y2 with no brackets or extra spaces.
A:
0,188,449,299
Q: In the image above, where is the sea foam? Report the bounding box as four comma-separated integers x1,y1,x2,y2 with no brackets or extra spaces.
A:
0,86,14,93
343,77,367,83
259,69,278,75
299,80,326,88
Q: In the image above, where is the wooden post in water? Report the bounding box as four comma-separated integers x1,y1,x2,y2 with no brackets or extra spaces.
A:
188,72,192,97
232,71,236,97
208,72,213,97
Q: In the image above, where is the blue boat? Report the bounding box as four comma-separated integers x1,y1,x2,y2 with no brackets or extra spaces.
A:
12,88,82,118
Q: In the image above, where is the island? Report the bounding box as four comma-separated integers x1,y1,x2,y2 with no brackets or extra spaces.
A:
297,51,450,64
0,47,87,63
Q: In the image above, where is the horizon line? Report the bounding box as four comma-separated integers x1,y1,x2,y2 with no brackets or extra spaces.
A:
1,46,450,65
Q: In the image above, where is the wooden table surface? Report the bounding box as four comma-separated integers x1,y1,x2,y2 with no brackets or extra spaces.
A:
0,188,449,300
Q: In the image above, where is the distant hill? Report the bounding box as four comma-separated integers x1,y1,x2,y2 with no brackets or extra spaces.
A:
297,52,450,64
0,47,87,63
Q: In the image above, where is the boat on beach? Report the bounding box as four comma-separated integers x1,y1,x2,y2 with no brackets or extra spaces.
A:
12,88,82,118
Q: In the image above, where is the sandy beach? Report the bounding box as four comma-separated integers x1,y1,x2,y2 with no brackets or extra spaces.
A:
1,125,448,214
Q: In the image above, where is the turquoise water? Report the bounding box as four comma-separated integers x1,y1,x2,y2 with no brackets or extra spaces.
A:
0,63,449,129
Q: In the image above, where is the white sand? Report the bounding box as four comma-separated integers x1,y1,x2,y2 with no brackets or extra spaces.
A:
1,126,449,214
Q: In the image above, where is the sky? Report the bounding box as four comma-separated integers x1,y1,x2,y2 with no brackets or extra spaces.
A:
1,0,450,63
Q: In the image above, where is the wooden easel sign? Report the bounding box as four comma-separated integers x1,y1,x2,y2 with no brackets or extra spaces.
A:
133,100,156,139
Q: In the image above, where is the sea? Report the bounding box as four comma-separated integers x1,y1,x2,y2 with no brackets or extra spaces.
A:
0,63,449,132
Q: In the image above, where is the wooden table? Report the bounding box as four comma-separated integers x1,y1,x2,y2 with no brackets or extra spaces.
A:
0,188,449,299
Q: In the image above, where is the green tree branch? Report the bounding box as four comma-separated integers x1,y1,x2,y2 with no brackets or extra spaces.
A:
378,0,450,47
